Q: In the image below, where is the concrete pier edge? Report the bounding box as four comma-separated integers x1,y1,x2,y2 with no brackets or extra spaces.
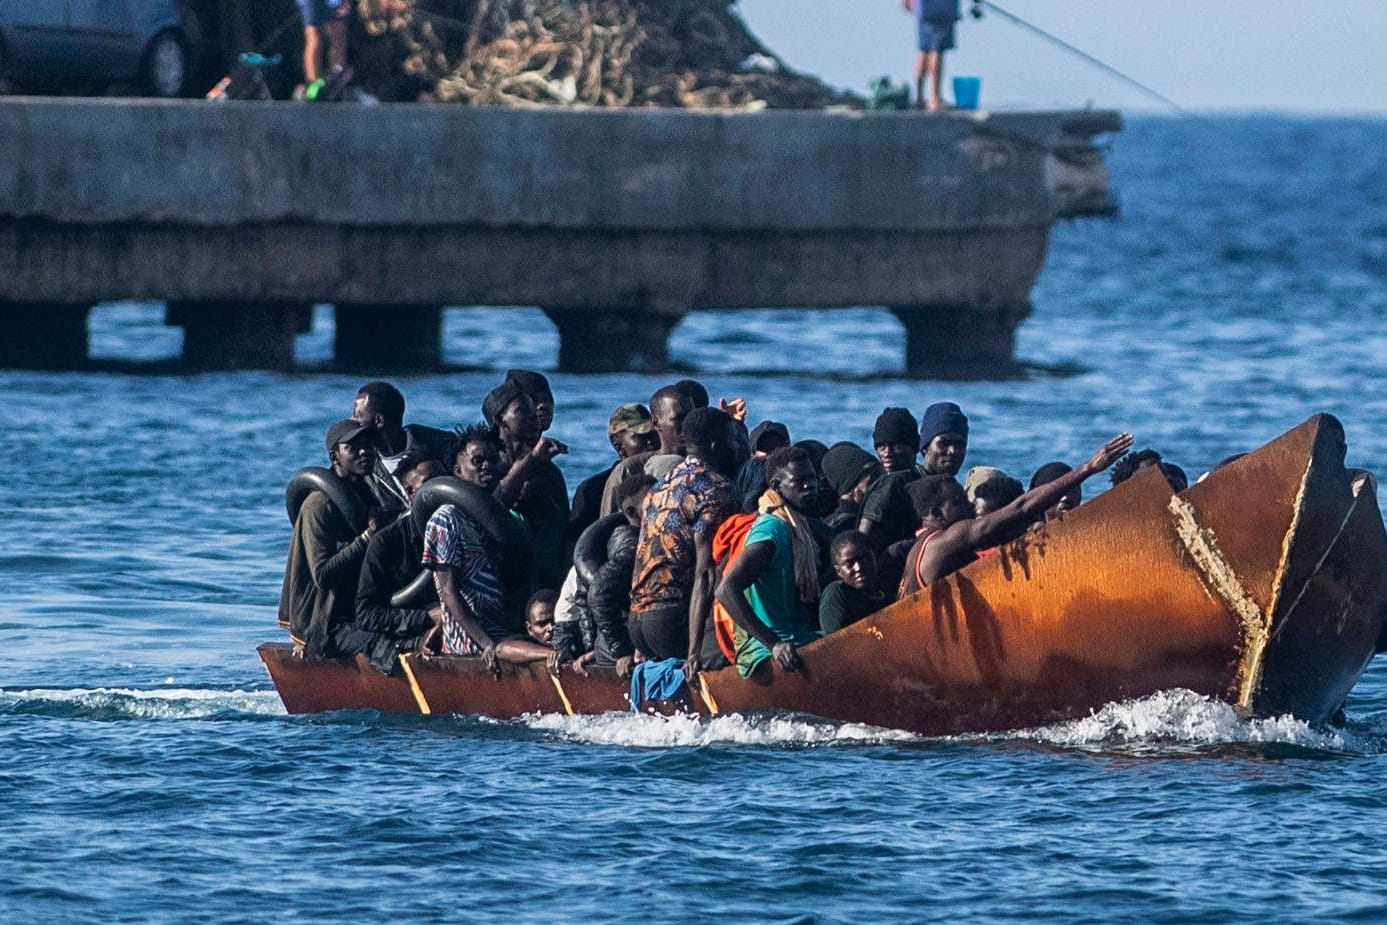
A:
0,99,1120,375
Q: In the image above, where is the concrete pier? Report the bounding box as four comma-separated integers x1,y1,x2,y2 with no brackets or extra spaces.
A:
0,98,1119,375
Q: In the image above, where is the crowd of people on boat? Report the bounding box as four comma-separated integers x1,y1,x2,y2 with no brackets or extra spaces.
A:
279,373,1164,688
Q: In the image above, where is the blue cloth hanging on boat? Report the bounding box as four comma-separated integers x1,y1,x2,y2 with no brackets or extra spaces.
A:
629,659,687,712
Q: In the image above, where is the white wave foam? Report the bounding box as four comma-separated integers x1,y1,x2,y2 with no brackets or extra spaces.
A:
1013,688,1344,750
524,710,918,748
0,687,286,720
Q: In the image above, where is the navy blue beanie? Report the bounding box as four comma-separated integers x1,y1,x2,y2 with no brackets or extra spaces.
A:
919,402,969,450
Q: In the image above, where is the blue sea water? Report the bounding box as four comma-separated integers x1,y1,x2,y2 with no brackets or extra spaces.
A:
5,114,1387,923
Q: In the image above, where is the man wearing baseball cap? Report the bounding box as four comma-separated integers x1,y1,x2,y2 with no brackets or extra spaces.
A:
570,403,660,541
278,419,380,659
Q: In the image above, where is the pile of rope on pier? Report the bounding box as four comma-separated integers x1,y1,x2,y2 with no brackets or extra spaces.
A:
358,0,859,109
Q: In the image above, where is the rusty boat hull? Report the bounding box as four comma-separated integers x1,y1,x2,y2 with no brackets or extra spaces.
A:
259,415,1387,736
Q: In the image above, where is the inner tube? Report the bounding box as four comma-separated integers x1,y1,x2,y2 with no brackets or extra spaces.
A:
411,477,529,549
285,466,368,534
390,569,437,610
574,513,625,585
406,477,533,607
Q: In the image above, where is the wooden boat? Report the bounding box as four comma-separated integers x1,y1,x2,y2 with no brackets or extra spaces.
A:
259,414,1387,736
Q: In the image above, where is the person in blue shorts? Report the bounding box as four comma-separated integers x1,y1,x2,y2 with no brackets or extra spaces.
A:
904,0,961,110
297,0,349,86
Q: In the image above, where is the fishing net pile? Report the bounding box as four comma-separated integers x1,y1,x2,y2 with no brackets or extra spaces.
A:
357,0,860,109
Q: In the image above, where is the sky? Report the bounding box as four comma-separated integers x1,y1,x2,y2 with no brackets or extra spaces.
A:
738,1,1387,113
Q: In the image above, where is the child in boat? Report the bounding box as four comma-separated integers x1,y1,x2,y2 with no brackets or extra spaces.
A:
818,531,889,634
525,589,557,647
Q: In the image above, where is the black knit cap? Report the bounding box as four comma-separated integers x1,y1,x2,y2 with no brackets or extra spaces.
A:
821,442,879,495
919,401,969,450
873,407,919,447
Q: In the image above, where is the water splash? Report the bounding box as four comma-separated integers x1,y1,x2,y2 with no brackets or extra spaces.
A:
0,687,285,721
525,710,919,749
1010,688,1346,751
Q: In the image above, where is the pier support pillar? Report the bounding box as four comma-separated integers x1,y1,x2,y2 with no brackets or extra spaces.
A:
543,307,685,373
334,304,443,371
0,302,90,369
167,301,309,370
889,303,1031,379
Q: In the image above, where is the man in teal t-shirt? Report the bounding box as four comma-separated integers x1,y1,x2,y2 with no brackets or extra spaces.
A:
715,448,822,677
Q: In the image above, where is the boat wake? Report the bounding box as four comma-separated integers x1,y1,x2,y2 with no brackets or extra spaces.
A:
1006,688,1349,754
1,685,1370,756
527,688,1357,754
525,710,920,749
0,686,286,721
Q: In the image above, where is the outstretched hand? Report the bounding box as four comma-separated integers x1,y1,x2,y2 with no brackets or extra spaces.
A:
1084,433,1135,475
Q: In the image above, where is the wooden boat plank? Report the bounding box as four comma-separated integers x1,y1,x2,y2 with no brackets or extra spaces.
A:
258,642,420,714
551,666,632,714
403,654,565,718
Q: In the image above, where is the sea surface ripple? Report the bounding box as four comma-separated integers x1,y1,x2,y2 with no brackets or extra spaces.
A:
5,115,1387,922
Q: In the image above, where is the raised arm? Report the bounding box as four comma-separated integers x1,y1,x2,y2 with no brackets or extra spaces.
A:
494,437,569,507
930,433,1134,567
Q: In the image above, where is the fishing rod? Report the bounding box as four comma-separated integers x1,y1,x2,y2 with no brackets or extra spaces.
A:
969,0,1185,113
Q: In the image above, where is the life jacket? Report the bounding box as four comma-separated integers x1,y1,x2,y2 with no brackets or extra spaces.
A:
711,513,758,663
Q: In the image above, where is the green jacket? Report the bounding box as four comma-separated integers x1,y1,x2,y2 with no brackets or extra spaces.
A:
277,491,371,657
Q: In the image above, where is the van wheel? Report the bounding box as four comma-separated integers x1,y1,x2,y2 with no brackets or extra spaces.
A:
141,31,188,98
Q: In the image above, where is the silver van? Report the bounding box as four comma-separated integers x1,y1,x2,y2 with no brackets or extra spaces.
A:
0,1,195,97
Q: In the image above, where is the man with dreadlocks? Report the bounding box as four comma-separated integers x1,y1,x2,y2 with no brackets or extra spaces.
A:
714,446,824,677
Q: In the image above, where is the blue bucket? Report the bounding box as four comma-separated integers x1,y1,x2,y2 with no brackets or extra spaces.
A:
953,76,981,110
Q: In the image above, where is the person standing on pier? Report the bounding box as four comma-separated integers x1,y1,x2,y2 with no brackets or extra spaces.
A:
904,0,962,111
298,0,349,87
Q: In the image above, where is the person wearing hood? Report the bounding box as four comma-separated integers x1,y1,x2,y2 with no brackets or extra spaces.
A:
820,441,882,532
734,419,791,512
